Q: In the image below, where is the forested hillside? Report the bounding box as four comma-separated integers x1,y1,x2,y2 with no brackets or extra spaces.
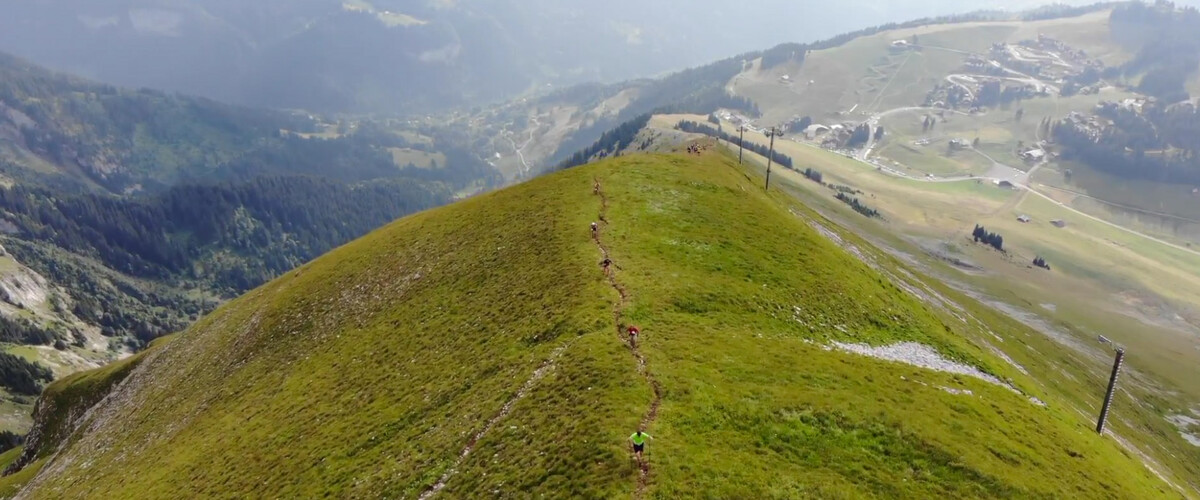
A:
1052,3,1200,185
0,52,500,421
0,52,495,195
547,56,760,165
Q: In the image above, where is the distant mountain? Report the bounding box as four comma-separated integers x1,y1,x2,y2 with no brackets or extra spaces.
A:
0,51,481,194
0,51,498,428
1,0,1160,115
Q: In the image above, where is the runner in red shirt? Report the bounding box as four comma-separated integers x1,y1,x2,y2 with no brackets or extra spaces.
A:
627,326,640,347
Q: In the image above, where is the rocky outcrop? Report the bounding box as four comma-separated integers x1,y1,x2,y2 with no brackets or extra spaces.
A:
0,253,50,311
3,349,151,477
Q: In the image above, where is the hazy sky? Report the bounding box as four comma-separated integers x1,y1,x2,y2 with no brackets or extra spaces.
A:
1,0,1195,112
697,0,1199,61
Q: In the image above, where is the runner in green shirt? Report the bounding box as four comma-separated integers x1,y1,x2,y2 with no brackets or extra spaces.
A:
629,429,653,458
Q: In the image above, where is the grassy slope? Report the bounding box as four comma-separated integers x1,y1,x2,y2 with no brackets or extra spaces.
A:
736,11,1125,127
730,117,1200,390
12,151,1175,498
738,7,1200,237
722,134,1200,493
0,458,39,499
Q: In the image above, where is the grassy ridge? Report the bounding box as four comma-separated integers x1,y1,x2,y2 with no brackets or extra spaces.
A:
13,159,636,498
13,340,159,465
592,152,1170,498
10,151,1174,498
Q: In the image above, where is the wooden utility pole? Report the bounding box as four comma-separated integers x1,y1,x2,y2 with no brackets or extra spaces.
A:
1096,347,1125,434
765,127,780,191
737,126,746,164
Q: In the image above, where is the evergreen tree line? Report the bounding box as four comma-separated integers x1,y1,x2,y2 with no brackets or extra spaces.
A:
0,431,21,454
1033,256,1051,270
4,238,213,347
550,56,760,165
674,121,794,169
846,124,872,148
0,315,59,346
804,168,824,183
0,352,52,396
0,52,499,196
835,192,880,218
0,175,449,287
558,114,653,170
1022,3,1119,21
1108,2,1200,103
973,225,1005,251
1052,99,1200,185
788,117,814,134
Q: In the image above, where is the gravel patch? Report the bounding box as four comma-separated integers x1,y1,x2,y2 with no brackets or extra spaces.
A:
832,341,1007,388
835,341,1050,407
1167,414,1200,447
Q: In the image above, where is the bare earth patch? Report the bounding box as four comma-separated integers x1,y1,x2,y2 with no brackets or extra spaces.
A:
1166,414,1200,447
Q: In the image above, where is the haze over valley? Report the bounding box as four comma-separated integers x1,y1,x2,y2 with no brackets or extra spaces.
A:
0,1,1197,497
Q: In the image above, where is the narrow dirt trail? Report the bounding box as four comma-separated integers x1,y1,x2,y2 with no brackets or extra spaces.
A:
592,179,663,498
419,342,571,500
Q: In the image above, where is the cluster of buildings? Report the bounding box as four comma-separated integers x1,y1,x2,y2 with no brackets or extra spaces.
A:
803,123,861,149
1020,34,1092,65
1063,111,1111,143
1096,97,1152,115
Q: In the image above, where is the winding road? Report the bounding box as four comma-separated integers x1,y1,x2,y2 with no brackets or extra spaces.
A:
728,39,1200,265
505,116,541,177
1022,186,1200,259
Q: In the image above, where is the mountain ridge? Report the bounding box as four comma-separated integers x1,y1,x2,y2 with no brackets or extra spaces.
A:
0,148,1174,498
0,49,500,433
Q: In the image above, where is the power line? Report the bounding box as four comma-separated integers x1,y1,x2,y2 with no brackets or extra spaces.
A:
737,125,746,165
764,127,781,191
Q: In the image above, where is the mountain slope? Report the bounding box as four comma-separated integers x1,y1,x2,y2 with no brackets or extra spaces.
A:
0,51,497,195
5,150,1174,497
0,0,1146,115
0,50,500,432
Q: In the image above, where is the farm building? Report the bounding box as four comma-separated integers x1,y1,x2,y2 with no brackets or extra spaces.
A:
804,124,831,139
1020,149,1046,162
